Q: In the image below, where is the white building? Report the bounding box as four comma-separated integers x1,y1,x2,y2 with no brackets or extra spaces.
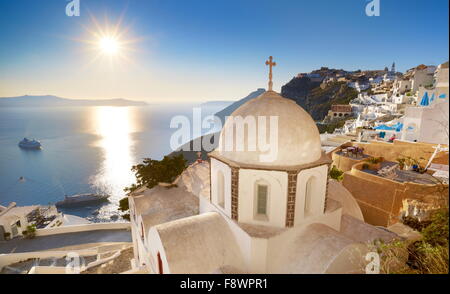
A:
401,62,449,144
401,99,449,144
417,62,449,104
353,93,388,105
383,71,396,83
392,78,412,97
410,65,437,94
343,116,368,134
129,72,399,274
369,76,383,85
0,203,38,240
348,81,370,92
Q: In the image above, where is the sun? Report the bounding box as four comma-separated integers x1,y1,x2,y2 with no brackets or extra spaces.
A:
75,13,142,66
99,36,120,56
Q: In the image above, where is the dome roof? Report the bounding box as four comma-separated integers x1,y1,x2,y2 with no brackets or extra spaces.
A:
216,90,322,167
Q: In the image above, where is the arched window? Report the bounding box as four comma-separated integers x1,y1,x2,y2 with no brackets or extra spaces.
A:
157,252,163,274
217,171,225,208
304,177,316,217
140,222,145,241
256,184,268,216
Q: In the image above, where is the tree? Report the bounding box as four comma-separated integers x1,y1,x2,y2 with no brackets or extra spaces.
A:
118,197,130,221
119,155,188,220
124,154,188,193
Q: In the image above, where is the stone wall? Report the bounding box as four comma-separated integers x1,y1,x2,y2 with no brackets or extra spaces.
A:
342,162,447,226
331,152,365,172
285,171,297,227
231,167,239,221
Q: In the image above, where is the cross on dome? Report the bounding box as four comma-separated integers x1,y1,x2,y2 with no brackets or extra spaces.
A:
265,56,276,91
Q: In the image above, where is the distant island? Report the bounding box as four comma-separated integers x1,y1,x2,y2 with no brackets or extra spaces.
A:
199,100,233,108
0,95,147,107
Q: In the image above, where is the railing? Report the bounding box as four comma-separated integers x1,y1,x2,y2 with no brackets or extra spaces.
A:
35,222,131,237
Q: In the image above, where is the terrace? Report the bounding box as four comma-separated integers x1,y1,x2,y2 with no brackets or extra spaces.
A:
361,161,441,185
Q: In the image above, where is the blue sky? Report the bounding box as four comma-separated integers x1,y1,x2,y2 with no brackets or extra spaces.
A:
0,0,448,102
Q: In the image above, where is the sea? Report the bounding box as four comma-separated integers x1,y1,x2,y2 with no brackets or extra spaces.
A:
0,103,227,222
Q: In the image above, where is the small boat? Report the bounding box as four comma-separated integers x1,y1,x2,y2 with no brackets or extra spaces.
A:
55,193,109,208
18,138,42,149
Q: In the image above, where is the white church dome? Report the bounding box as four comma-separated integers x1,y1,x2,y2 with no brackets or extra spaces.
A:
217,90,322,167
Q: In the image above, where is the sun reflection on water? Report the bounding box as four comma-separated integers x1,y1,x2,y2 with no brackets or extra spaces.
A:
90,106,138,220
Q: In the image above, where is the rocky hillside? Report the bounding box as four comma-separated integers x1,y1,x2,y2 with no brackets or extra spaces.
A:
281,78,358,121
215,88,266,123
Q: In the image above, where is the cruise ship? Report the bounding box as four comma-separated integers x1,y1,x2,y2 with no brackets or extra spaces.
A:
55,194,110,208
18,138,42,150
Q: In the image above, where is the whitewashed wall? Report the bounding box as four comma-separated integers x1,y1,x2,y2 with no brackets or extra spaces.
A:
146,228,169,274
238,169,288,228
294,165,328,225
210,158,232,217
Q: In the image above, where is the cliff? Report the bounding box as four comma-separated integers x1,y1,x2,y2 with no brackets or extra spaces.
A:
281,78,358,121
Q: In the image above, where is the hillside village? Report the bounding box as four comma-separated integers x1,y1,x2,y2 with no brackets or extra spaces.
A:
304,62,449,145
1,60,448,274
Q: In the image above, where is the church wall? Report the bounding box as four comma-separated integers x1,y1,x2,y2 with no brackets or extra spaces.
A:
324,243,369,274
210,158,232,218
148,213,248,274
238,169,288,228
129,220,140,268
128,197,143,268
265,229,297,273
135,215,152,271
147,227,170,274
249,237,269,273
294,165,328,225
265,210,342,273
199,197,253,272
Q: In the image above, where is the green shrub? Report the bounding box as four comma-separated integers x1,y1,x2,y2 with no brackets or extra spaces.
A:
23,224,37,239
413,242,449,274
378,208,450,274
397,155,424,168
329,165,344,181
397,157,406,169
402,216,431,232
421,209,449,246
